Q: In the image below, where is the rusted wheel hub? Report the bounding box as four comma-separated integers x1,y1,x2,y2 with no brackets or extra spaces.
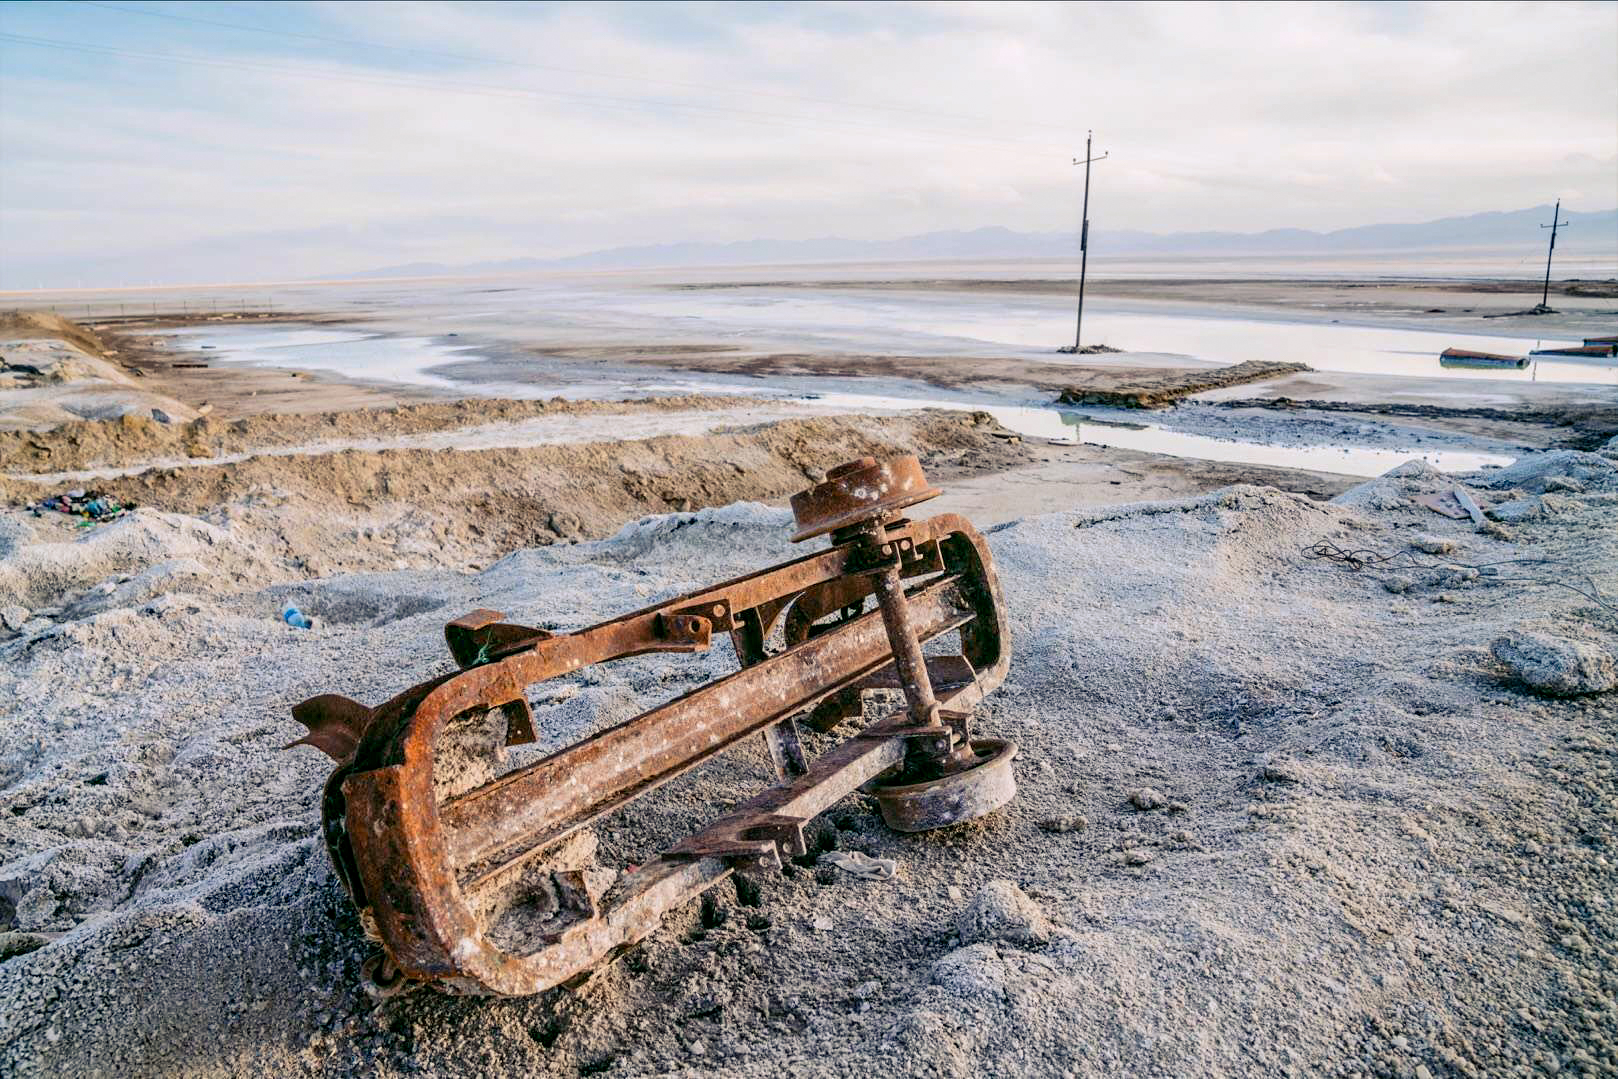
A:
870,738,1018,832
790,455,942,543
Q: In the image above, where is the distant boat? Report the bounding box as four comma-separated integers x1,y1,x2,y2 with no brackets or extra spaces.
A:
1440,347,1529,369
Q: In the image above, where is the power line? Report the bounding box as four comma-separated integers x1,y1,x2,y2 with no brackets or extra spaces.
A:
78,0,1076,138
0,29,1067,156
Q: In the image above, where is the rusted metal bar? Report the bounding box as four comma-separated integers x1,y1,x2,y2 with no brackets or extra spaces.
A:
290,456,1015,996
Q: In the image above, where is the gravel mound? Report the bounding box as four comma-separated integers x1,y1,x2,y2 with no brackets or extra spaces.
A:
956,880,1052,947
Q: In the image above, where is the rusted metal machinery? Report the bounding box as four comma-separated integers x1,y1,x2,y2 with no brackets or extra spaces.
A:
290,455,1014,996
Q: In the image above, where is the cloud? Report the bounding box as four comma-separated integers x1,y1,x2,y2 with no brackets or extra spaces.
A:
0,0,1613,285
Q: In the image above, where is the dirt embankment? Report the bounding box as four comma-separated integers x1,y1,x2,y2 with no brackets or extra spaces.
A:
1219,397,1618,450
0,412,1031,580
1056,361,1310,409
0,395,759,475
0,311,120,360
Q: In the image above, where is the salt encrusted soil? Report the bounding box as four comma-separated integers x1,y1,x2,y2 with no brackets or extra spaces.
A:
1,447,1615,1078
0,411,1029,595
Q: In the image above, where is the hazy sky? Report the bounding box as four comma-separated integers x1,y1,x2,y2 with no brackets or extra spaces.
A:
1,1,1615,285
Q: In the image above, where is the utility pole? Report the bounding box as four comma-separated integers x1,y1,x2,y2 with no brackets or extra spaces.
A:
1064,131,1108,352
1537,199,1568,313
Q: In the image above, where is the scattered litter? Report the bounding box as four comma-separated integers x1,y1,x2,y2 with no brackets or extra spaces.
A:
821,850,898,881
281,604,315,630
29,489,133,526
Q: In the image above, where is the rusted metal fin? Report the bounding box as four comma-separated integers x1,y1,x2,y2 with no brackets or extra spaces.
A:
666,812,808,867
286,693,375,763
500,699,537,747
445,609,554,668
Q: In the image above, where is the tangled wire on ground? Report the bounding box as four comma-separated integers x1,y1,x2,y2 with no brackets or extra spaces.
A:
1303,541,1617,614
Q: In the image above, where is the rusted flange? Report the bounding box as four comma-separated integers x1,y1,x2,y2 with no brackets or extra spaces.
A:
870,738,1018,832
789,456,942,543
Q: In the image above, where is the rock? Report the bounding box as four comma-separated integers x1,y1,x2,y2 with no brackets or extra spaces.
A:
1038,815,1087,833
0,605,28,633
150,408,173,424
1543,476,1583,493
1410,534,1455,555
1490,497,1541,523
1491,630,1617,697
1128,788,1165,811
956,880,1051,947
1540,493,1582,516
811,916,834,932
1383,574,1415,594
1262,759,1302,783
1123,849,1155,866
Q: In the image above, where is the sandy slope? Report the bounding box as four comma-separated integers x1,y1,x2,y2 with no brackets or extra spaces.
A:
0,313,198,432
1,443,1614,1077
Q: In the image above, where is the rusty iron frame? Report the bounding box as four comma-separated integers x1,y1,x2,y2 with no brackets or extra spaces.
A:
292,458,1012,996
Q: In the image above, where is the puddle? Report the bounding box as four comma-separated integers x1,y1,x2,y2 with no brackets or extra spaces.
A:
159,327,477,388
147,321,1525,479
615,288,1616,385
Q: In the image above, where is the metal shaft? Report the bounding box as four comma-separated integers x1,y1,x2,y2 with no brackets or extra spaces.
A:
864,526,941,729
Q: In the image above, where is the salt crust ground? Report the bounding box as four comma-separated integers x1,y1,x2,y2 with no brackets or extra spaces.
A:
1,448,1615,1078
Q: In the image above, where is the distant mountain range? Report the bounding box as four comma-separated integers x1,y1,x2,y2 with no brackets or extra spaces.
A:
351,205,1617,279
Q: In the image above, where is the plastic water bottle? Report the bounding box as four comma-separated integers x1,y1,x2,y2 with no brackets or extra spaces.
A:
282,604,313,630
